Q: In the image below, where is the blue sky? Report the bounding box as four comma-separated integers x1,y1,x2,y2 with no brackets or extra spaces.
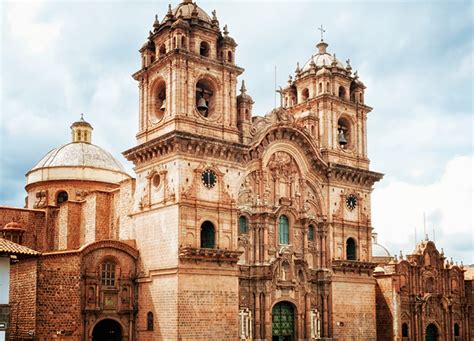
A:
1,1,472,264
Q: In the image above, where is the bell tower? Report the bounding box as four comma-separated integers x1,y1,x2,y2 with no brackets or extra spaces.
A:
280,38,370,170
133,0,244,144
124,1,247,339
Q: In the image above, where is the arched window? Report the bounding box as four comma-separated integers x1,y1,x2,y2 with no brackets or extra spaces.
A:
200,221,215,248
196,78,215,118
318,82,322,94
337,116,351,148
278,215,289,245
101,262,116,287
308,225,315,241
301,88,309,101
239,216,248,234
200,41,210,57
181,36,187,49
454,323,460,337
159,44,166,57
402,323,409,337
57,191,68,204
147,312,154,331
227,51,233,63
346,238,356,260
151,79,166,122
338,86,346,99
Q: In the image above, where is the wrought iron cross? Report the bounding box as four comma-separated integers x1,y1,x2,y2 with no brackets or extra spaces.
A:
318,25,326,40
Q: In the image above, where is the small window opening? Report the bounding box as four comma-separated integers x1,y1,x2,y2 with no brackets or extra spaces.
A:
308,225,315,241
338,86,346,99
301,88,309,101
181,36,187,49
239,216,248,234
278,215,289,245
200,41,210,57
402,323,409,337
57,191,68,204
454,323,460,337
159,44,166,57
227,51,233,63
101,262,116,287
346,238,356,260
200,221,215,248
147,312,154,331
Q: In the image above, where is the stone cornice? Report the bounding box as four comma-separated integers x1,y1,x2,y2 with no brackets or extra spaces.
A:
123,131,248,166
327,163,383,187
179,246,242,264
332,259,377,276
133,48,244,81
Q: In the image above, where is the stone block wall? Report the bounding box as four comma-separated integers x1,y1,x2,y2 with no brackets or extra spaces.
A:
177,270,239,341
35,253,82,340
331,274,377,340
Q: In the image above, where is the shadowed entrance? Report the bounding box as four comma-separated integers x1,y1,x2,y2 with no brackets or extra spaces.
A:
92,319,122,341
426,323,438,341
272,301,295,341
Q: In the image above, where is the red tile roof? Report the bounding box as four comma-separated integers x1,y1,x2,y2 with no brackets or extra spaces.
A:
0,238,39,257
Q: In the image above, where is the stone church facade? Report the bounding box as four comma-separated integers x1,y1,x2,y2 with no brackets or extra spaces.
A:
0,1,471,340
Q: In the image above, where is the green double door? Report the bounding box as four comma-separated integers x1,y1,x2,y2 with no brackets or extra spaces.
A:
272,302,294,341
425,324,438,341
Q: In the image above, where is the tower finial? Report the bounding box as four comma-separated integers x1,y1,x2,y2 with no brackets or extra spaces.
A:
240,80,247,94
71,115,93,144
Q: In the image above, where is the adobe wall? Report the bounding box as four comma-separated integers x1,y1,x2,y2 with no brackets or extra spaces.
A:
331,274,377,341
8,258,38,340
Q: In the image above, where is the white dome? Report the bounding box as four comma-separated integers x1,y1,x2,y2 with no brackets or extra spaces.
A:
302,41,345,72
373,243,391,257
26,142,129,186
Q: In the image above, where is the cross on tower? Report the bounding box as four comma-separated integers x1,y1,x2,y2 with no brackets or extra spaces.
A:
318,25,326,41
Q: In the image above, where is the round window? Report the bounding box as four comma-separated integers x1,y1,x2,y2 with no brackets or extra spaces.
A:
152,174,161,188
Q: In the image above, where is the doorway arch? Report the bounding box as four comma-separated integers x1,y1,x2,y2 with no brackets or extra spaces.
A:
92,319,123,341
272,301,295,341
425,323,438,341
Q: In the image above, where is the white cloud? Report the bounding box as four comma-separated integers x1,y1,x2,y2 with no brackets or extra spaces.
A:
373,155,474,263
6,2,61,55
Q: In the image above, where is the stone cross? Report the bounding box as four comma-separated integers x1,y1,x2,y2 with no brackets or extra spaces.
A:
318,25,326,40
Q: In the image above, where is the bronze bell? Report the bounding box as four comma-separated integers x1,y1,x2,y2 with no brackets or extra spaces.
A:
160,101,166,112
197,97,208,111
338,129,347,145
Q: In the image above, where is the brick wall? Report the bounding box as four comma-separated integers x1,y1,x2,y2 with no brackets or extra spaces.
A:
9,258,37,340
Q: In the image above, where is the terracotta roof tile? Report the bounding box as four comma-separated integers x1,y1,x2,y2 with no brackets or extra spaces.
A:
0,238,39,257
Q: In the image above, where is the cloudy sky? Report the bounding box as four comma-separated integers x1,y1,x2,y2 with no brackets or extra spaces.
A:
1,1,472,264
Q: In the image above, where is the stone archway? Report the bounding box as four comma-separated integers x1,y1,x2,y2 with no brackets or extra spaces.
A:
92,319,123,341
272,301,295,341
425,323,438,341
